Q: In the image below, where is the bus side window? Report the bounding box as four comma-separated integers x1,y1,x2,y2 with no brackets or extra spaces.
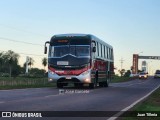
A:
95,42,98,57
109,48,111,59
97,42,99,57
106,47,108,59
101,44,103,58
101,44,102,58
110,49,112,59
104,45,106,59
111,49,113,60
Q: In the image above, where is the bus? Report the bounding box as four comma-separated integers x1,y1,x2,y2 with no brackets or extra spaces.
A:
44,34,114,88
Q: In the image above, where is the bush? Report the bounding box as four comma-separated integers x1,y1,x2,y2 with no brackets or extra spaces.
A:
1,73,10,77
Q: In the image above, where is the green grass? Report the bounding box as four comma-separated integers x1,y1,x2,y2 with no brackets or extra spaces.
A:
111,76,137,83
133,88,160,111
0,84,55,90
118,88,160,120
0,77,56,90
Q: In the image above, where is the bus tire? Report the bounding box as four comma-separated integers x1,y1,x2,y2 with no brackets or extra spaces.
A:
99,82,103,87
89,83,95,89
74,83,79,87
103,78,109,87
99,81,108,87
74,83,83,88
57,83,63,88
103,81,109,87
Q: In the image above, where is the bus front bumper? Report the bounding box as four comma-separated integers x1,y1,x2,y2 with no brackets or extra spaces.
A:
48,69,92,84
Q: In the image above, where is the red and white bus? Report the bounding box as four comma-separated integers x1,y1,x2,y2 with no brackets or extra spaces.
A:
44,34,114,88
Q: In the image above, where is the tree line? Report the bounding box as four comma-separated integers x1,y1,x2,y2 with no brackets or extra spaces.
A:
0,50,47,78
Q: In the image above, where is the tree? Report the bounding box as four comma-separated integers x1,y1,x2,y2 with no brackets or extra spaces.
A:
0,52,4,71
12,64,21,77
0,52,4,74
124,70,131,77
30,68,45,77
28,57,34,69
3,50,20,78
42,57,47,71
118,69,125,77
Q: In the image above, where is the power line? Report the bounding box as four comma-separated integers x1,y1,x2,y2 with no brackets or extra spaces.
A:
0,50,46,57
18,52,46,57
0,37,44,46
0,23,50,38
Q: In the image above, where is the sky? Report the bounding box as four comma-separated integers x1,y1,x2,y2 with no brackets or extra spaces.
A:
0,0,160,74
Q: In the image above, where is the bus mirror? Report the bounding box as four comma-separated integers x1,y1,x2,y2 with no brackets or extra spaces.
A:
93,47,96,52
44,41,50,54
44,46,47,54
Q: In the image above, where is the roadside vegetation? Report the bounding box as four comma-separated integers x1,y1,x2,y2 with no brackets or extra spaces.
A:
118,87,160,120
111,70,137,83
133,88,160,111
111,76,136,83
0,50,56,90
0,77,55,90
0,50,47,78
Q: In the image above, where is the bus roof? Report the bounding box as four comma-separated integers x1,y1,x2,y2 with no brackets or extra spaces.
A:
52,33,113,49
53,33,89,37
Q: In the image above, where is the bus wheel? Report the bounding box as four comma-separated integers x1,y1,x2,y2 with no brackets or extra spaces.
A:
99,82,108,87
89,82,97,89
103,79,109,87
74,83,83,88
89,83,94,89
99,82,103,87
103,82,108,87
57,83,63,88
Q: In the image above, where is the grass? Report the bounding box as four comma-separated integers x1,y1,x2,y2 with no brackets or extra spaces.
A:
133,87,160,111
0,77,56,90
0,84,55,90
118,88,160,120
111,76,137,83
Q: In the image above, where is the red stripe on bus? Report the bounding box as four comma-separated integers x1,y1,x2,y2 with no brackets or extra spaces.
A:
48,66,90,76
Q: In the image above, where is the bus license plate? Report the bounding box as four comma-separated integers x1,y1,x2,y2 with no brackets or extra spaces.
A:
57,61,69,65
66,76,71,79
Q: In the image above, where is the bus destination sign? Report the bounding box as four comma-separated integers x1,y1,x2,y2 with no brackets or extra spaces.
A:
58,40,68,43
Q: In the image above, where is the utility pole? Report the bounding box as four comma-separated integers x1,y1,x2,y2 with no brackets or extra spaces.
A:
119,58,124,77
25,56,30,75
120,58,125,70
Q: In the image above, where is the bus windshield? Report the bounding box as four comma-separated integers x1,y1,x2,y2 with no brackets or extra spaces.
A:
50,45,90,57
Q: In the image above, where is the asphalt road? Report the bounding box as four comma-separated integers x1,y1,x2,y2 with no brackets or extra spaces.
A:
0,77,160,120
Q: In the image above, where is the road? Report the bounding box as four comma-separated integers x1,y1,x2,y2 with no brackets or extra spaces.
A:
0,77,160,120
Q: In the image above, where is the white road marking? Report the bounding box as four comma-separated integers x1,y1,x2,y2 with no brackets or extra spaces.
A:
45,94,60,97
107,84,160,120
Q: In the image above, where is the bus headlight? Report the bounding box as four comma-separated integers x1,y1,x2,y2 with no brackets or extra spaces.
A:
49,78,53,81
85,78,90,83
